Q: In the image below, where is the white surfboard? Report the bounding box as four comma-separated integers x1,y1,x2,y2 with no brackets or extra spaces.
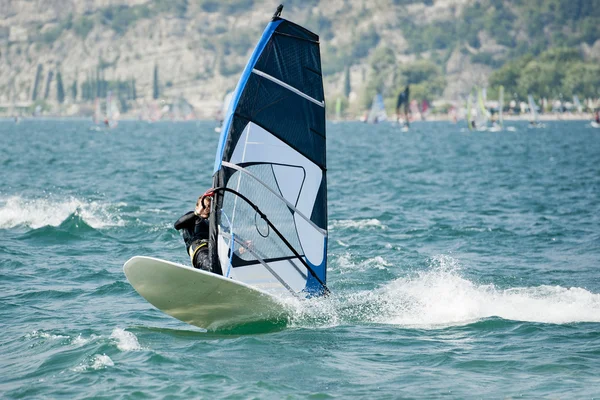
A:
123,256,291,330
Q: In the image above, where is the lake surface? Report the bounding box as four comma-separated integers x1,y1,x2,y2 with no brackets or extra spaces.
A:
1,118,599,398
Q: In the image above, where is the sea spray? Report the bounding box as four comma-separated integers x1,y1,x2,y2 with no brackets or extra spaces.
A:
0,195,124,229
288,255,600,329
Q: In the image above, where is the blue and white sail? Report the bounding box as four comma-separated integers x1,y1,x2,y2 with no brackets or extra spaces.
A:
528,94,539,123
367,93,388,123
208,6,328,298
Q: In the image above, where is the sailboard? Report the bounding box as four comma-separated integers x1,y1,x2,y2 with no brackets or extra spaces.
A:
123,256,290,330
124,5,329,330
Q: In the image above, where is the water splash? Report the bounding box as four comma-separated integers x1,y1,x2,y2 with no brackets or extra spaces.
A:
72,354,114,372
25,330,68,341
287,255,600,329
0,195,124,229
335,253,391,273
110,328,141,351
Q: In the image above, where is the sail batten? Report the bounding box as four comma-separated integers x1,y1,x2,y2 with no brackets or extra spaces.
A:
252,69,325,107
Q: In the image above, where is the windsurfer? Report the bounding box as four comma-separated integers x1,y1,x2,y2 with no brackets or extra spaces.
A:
175,193,213,272
594,110,599,124
396,85,410,127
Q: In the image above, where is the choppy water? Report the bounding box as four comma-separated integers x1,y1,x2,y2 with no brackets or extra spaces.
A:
1,119,600,398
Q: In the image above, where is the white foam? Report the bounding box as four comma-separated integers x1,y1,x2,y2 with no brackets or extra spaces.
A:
370,255,600,327
0,195,124,229
25,330,68,340
70,333,99,346
73,354,114,372
329,218,387,231
335,253,391,274
110,328,141,351
288,255,600,329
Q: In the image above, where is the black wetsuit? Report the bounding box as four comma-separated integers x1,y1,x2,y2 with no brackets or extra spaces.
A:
396,86,410,127
174,211,211,272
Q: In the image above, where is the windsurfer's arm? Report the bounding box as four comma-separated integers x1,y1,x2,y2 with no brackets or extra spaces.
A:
174,211,195,230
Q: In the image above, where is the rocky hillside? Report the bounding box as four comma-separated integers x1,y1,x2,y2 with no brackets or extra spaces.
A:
1,0,598,117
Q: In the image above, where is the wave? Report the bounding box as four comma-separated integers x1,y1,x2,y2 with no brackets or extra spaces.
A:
25,328,141,352
72,354,114,372
287,255,600,329
329,218,387,231
0,195,124,230
110,328,142,351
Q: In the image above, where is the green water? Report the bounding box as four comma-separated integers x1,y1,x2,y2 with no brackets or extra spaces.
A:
1,119,600,398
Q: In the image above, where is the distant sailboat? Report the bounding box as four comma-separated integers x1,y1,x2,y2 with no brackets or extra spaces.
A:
93,98,102,124
573,95,583,114
528,95,545,128
467,90,474,131
335,97,342,122
489,86,504,132
170,96,196,121
475,87,490,131
105,91,120,128
179,98,195,120
396,85,410,129
591,109,600,128
367,93,387,124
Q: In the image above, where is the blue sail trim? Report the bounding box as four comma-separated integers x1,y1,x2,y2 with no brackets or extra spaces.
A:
213,19,284,173
303,237,327,296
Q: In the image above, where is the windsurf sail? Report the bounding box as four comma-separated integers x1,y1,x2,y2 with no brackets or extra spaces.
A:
498,85,504,128
180,98,195,120
528,94,539,123
209,5,328,298
475,87,490,129
367,93,387,123
93,98,101,124
335,97,342,121
108,91,120,128
466,90,474,131
573,95,583,114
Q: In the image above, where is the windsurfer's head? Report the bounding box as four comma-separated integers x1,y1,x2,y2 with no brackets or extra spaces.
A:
195,195,212,219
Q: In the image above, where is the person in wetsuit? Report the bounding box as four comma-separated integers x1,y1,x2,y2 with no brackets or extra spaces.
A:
396,85,410,127
174,194,212,272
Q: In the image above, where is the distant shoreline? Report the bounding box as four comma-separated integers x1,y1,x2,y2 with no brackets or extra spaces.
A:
0,114,596,123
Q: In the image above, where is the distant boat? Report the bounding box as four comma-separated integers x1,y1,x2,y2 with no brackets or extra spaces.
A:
591,110,600,128
105,91,120,128
367,93,387,124
179,98,195,120
573,95,583,114
473,87,490,131
171,96,196,121
93,98,102,125
466,90,474,131
489,86,504,132
335,97,342,122
528,95,545,129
